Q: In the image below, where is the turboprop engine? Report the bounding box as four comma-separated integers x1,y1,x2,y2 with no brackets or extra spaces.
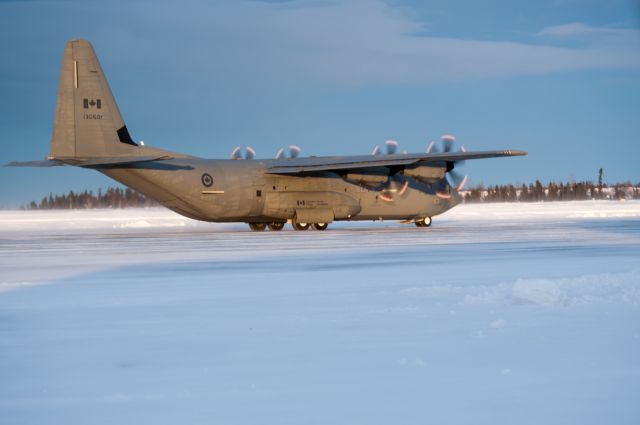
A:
402,163,447,181
343,167,390,185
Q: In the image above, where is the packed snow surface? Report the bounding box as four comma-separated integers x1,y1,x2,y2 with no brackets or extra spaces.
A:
1,201,639,424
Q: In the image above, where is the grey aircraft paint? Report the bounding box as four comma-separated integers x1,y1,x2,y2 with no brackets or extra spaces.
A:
8,40,526,231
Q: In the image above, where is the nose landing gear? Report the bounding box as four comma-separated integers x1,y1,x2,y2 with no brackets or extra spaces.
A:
415,217,432,228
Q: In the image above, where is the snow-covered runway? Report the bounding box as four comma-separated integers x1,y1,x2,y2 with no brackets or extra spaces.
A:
1,202,639,424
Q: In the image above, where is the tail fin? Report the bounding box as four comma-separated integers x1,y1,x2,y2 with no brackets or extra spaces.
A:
50,39,138,159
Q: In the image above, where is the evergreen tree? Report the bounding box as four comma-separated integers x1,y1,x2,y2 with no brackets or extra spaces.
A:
24,181,640,209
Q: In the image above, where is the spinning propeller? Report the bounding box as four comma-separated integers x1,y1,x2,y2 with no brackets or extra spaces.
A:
371,140,399,156
370,140,407,202
375,135,468,202
230,146,257,160
275,145,302,160
379,176,409,203
427,135,468,199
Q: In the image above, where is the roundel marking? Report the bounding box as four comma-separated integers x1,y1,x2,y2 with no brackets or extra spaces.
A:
201,173,214,187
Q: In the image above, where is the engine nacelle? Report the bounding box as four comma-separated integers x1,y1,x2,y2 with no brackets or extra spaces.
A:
402,163,446,181
343,167,389,185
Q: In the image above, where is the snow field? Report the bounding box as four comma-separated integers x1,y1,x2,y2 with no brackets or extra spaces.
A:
1,201,639,425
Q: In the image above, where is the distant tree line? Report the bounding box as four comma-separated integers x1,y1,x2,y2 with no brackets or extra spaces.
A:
23,187,158,210
461,180,640,203
22,180,640,210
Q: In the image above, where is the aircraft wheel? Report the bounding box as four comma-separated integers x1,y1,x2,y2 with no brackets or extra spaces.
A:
248,223,267,232
268,222,285,231
292,222,310,231
415,217,432,228
312,223,328,231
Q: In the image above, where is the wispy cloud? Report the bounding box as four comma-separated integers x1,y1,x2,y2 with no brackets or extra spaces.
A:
536,22,640,46
2,0,639,87
126,0,640,86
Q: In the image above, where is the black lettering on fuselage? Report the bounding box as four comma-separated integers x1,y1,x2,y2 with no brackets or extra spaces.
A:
296,200,328,207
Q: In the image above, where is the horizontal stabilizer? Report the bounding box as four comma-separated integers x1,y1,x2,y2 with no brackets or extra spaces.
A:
266,150,527,174
5,155,173,168
6,159,65,167
74,155,173,167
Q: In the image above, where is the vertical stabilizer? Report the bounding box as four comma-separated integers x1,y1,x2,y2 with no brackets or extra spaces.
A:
50,39,137,159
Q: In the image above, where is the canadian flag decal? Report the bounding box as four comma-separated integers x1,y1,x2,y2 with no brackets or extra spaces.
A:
83,98,102,109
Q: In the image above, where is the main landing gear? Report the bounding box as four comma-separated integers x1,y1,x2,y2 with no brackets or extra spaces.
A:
293,222,329,231
414,217,432,228
248,222,285,232
292,222,328,231
293,222,328,231
292,222,310,231
248,222,330,231
268,222,285,231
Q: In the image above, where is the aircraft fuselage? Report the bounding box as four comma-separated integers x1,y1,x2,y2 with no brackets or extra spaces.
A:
101,158,458,224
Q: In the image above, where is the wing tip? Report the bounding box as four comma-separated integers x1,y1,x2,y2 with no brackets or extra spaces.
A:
509,150,528,156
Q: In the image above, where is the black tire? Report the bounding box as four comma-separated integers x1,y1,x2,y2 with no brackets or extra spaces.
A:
312,222,328,231
292,222,310,231
415,217,432,228
268,222,285,231
248,223,267,231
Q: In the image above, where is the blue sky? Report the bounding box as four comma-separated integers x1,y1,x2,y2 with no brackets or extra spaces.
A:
1,0,639,207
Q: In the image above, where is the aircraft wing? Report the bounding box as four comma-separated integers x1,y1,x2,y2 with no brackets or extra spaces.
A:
265,150,527,174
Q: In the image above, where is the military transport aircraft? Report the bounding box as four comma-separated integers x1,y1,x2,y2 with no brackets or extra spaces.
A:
9,40,526,231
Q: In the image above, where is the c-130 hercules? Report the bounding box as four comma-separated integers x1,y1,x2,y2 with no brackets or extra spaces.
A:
10,40,526,231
